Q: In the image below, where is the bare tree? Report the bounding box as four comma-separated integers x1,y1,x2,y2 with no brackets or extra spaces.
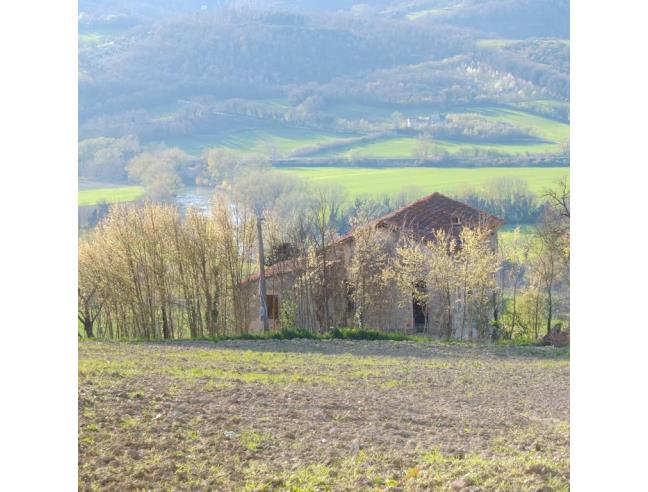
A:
543,176,570,219
233,171,309,332
346,206,388,328
78,239,105,338
499,227,531,339
127,148,188,201
78,197,258,340
385,233,431,332
308,184,347,330
456,226,501,339
534,206,568,335
426,230,459,339
413,133,433,162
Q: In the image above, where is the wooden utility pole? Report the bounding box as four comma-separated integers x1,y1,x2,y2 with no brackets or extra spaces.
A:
257,216,269,332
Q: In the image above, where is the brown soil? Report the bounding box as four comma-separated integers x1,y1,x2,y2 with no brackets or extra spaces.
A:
79,340,569,491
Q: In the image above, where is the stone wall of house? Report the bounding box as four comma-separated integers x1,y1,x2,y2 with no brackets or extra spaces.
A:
246,227,499,339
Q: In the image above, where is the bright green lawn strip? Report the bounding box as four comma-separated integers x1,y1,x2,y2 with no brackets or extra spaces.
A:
318,136,562,159
322,103,568,144
162,127,350,156
278,167,569,198
78,186,144,206
458,107,570,143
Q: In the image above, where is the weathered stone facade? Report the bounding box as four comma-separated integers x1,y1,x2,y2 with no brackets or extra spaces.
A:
244,193,503,338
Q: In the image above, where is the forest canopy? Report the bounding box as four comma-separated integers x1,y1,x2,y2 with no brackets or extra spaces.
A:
79,0,569,150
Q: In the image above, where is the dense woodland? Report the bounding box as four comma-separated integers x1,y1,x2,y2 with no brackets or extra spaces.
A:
79,0,569,153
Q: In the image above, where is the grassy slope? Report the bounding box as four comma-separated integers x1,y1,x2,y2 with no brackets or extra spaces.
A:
278,166,569,198
152,105,568,159
162,127,351,157
78,186,144,206
311,106,568,159
459,107,569,143
320,137,561,159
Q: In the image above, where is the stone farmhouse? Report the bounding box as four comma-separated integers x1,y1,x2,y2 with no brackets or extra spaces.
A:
244,192,504,338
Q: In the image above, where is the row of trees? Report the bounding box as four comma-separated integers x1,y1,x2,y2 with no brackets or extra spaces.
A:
79,130,565,211
78,200,256,339
455,177,542,224
377,227,499,339
78,175,349,339
78,199,501,340
410,114,534,142
78,139,268,201
79,171,569,341
339,178,570,340
498,179,570,339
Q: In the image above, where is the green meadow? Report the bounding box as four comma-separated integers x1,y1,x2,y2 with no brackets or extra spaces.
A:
154,105,568,159
78,186,144,206
308,105,567,159
278,166,569,199
459,107,569,143
320,137,561,159
162,127,352,157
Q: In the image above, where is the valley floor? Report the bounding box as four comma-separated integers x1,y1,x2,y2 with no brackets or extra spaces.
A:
78,340,569,491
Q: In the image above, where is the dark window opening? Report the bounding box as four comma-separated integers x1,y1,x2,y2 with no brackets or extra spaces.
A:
413,299,426,332
266,294,279,320
345,281,355,315
413,281,427,332
452,215,461,226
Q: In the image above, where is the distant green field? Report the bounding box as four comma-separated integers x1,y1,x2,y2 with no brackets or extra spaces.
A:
78,186,144,206
326,103,568,136
310,105,568,158
150,104,568,160
162,127,352,157
319,136,562,159
458,107,569,143
278,167,569,199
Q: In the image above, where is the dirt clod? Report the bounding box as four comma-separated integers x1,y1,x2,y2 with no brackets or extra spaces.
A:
452,478,469,490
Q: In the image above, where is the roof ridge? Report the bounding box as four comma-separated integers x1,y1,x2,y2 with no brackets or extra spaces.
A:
375,191,442,223
242,192,504,284
379,191,503,227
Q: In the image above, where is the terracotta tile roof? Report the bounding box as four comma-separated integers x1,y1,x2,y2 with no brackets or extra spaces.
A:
373,192,504,242
242,192,503,284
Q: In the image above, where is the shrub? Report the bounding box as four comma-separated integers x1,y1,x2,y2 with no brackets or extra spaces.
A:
328,327,412,341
